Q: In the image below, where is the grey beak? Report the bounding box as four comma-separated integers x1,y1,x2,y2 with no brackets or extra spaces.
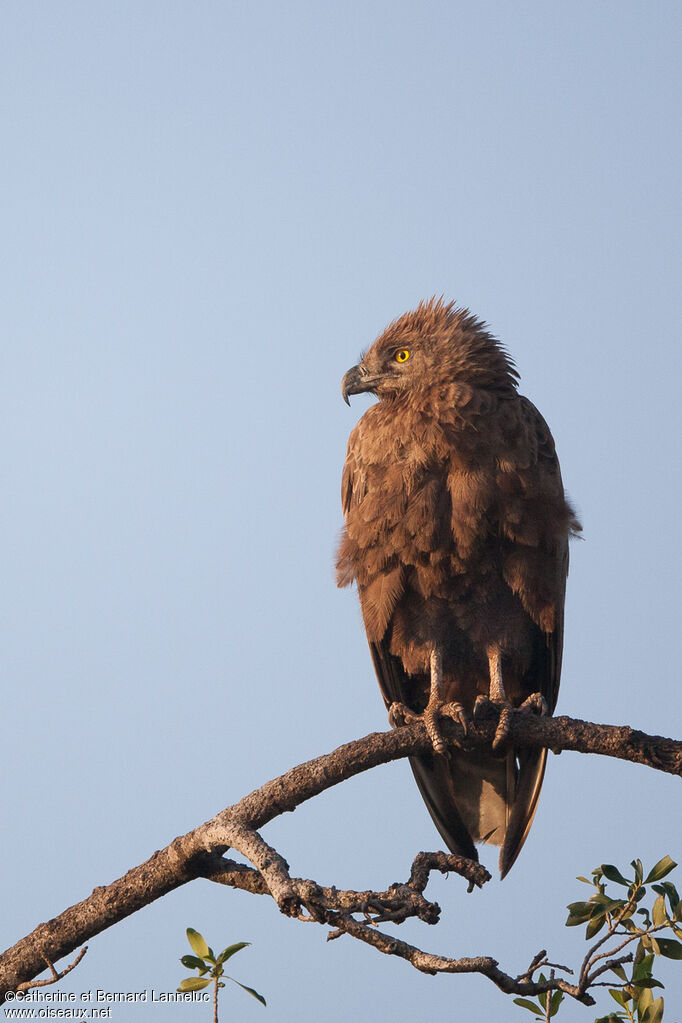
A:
341,364,371,405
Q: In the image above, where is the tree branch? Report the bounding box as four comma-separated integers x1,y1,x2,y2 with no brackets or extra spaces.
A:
15,948,88,993
1,710,680,1003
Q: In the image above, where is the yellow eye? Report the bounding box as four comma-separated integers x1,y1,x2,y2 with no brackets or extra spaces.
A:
395,349,410,363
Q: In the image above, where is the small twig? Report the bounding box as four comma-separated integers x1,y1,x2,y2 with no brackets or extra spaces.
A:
516,951,573,984
543,960,573,974
517,949,549,983
408,851,490,893
545,969,555,1022
585,954,634,987
577,890,639,991
326,915,595,1004
16,948,87,992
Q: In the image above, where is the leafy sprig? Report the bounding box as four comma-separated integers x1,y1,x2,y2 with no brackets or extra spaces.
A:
514,857,682,1023
178,928,266,1022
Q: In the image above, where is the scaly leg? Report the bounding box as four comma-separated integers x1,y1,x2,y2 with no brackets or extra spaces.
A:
473,649,550,751
388,646,467,755
488,645,505,701
424,648,447,755
487,645,513,751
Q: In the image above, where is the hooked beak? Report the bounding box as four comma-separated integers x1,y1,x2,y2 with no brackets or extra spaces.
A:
341,364,377,405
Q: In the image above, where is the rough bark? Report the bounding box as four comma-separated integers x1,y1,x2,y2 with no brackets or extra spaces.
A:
1,710,680,1004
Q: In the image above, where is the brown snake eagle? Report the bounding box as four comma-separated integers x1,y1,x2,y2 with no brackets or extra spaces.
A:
337,298,580,876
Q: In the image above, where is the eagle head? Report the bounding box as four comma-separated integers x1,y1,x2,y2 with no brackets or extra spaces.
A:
341,296,518,404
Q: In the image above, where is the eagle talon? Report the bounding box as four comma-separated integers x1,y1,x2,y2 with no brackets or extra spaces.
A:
388,701,419,728
492,702,513,751
389,700,450,756
472,694,496,721
519,692,549,716
441,701,468,736
474,693,515,750
424,703,449,757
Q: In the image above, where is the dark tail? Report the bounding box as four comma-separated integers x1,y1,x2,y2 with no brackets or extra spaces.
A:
409,746,547,878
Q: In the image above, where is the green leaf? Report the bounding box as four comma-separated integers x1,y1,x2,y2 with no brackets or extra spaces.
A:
638,987,653,1014
513,998,542,1013
611,965,628,982
565,912,589,927
603,899,627,916
217,941,251,963
633,954,654,981
655,937,682,959
641,996,664,1023
576,875,592,884
178,977,212,992
652,881,680,911
592,892,622,907
645,856,677,884
228,978,266,1006
601,864,631,886
609,989,627,1007
586,911,607,939
549,989,564,1015
632,859,644,884
566,901,594,927
180,955,208,970
652,895,667,926
186,929,210,959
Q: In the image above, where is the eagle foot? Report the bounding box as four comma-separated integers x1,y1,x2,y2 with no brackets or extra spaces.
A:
473,694,513,751
424,701,448,757
388,701,420,728
519,692,549,716
441,701,468,735
388,700,456,758
492,703,513,751
472,694,495,721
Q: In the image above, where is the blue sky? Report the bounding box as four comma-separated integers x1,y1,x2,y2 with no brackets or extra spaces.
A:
2,2,681,1020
